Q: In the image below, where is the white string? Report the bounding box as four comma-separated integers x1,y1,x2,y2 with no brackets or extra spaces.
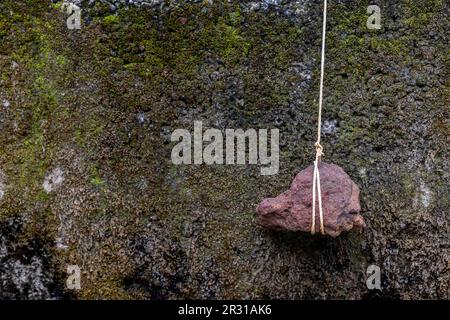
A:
311,0,327,235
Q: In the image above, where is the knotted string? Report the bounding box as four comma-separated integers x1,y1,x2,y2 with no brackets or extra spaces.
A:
311,0,327,235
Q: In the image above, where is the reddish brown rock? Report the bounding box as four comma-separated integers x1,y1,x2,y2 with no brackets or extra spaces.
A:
256,162,365,237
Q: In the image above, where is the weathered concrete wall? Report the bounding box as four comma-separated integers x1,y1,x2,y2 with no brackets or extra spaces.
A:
0,0,448,299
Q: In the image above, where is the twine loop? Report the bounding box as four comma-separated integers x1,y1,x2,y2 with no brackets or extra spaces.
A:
311,148,325,235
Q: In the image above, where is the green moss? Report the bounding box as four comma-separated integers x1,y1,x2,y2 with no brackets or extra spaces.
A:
17,127,47,189
56,54,68,67
3,14,62,191
51,2,63,10
403,0,443,28
211,18,251,63
74,116,105,149
228,8,243,26
0,1,80,227
117,5,237,67
90,166,106,187
369,38,407,56
332,3,367,34
36,189,50,201
103,14,120,27
91,176,106,187
75,128,85,147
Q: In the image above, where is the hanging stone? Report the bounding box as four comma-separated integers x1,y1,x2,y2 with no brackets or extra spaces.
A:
256,162,365,237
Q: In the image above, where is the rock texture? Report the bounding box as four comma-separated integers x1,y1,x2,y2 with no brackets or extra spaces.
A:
257,162,365,237
0,0,448,299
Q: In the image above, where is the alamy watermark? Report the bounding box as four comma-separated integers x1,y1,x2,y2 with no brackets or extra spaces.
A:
367,5,381,30
366,264,381,290
66,265,81,290
171,121,279,176
61,1,82,30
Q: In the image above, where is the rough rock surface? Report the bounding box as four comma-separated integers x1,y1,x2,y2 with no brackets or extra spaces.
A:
0,0,448,299
257,162,365,237
0,217,69,299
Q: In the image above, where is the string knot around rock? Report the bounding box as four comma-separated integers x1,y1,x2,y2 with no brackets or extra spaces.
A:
256,162,365,237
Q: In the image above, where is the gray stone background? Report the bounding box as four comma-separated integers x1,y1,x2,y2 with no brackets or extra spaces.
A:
0,0,448,299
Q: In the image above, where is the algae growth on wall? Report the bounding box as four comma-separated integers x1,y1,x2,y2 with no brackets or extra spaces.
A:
0,0,448,299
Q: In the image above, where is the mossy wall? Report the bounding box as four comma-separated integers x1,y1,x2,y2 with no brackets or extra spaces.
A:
0,0,448,299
